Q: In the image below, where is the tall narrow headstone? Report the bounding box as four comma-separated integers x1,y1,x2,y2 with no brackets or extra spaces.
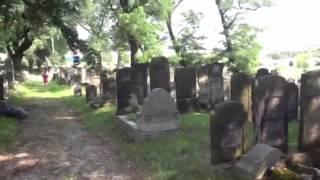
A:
210,101,246,164
132,63,148,104
116,68,134,115
299,70,320,151
85,84,97,101
175,67,198,113
284,82,299,120
149,56,170,92
254,75,288,152
209,63,224,108
87,68,101,96
197,65,210,109
0,75,5,100
231,72,254,153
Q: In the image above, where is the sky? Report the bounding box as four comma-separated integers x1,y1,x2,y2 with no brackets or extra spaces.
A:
78,0,320,54
173,0,320,53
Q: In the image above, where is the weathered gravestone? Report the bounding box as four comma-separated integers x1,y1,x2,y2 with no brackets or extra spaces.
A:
87,68,101,96
175,67,198,113
116,68,134,115
284,82,299,120
85,84,97,102
209,63,224,108
299,70,320,151
254,75,288,152
70,68,81,88
74,84,82,97
197,65,211,109
255,68,270,79
118,88,179,142
210,101,246,164
230,72,255,153
149,56,170,92
132,63,148,104
234,143,283,179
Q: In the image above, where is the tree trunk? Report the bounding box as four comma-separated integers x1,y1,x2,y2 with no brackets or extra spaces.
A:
97,51,102,73
216,0,235,63
11,53,23,72
166,15,181,56
129,37,139,67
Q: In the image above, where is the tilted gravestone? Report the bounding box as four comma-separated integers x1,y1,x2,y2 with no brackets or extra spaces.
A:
197,65,211,109
284,82,299,120
255,68,270,79
85,84,97,101
210,101,246,164
299,70,320,151
116,68,134,115
230,72,255,153
254,75,288,152
209,63,224,108
132,63,148,105
118,88,179,142
149,56,170,92
175,67,198,113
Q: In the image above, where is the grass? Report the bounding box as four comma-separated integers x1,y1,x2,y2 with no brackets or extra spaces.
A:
8,80,303,180
0,116,17,152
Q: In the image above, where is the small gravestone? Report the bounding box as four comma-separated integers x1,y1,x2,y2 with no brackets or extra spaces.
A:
230,72,254,153
0,75,6,100
132,63,148,104
118,88,179,142
87,69,101,96
234,144,283,179
210,101,246,164
299,70,320,151
284,82,299,120
150,56,170,92
197,65,211,109
256,68,270,79
209,63,224,108
255,75,288,152
116,68,134,115
85,84,97,102
73,84,82,97
175,67,198,113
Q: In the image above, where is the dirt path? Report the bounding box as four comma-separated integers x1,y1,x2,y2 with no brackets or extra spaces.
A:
1,99,145,180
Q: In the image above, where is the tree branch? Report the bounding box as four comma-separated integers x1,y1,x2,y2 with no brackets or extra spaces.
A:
173,0,184,11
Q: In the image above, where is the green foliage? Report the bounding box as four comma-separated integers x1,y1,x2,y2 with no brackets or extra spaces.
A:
295,52,311,72
228,24,261,73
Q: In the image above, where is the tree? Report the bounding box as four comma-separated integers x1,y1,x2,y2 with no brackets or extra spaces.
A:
214,0,270,72
0,0,82,72
109,0,169,66
295,52,311,72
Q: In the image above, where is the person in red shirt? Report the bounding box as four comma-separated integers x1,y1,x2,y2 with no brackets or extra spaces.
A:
42,68,49,86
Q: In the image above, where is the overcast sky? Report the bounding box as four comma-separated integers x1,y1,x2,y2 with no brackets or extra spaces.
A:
173,0,320,53
78,0,320,54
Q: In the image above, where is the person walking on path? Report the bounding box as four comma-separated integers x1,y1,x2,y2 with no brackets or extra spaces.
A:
42,68,49,86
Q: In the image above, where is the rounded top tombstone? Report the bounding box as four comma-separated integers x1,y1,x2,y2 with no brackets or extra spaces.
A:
142,88,177,115
150,56,169,70
256,68,270,79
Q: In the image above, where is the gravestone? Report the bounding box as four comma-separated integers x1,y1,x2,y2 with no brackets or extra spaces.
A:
255,68,270,79
87,68,101,96
254,75,288,152
210,101,246,164
132,63,148,104
149,56,170,92
230,72,254,153
85,84,97,102
118,88,179,142
234,144,283,179
299,70,320,151
116,68,134,115
0,75,7,100
209,63,224,108
74,84,82,97
197,65,211,109
284,82,299,120
175,67,198,113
